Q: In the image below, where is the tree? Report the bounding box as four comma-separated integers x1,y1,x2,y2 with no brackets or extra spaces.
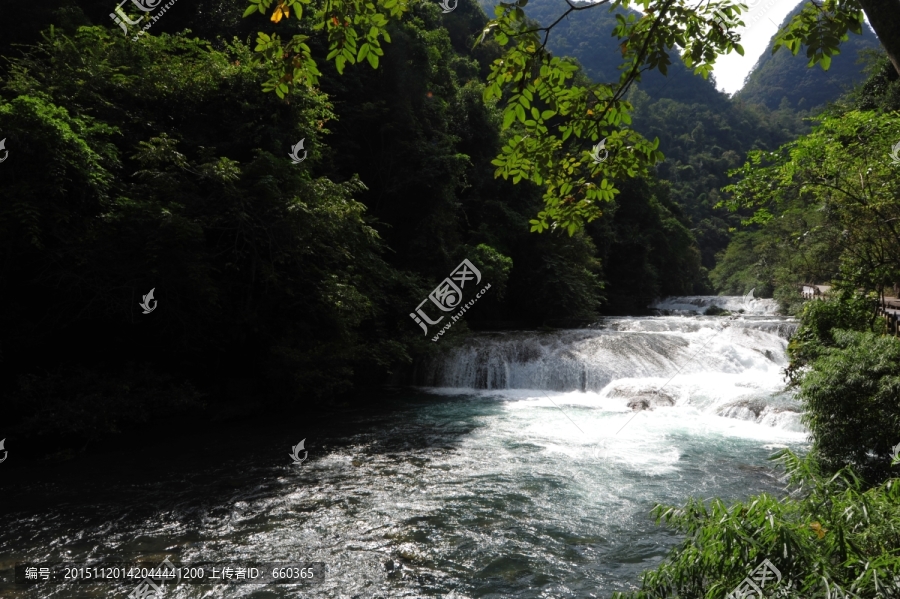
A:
775,0,900,77
0,28,417,437
798,330,900,483
238,0,750,234
721,110,900,299
238,0,898,236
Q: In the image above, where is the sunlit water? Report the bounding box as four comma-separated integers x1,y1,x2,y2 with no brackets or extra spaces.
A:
0,304,809,599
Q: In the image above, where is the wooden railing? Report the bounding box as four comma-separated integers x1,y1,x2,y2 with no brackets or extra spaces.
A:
800,284,831,300
799,284,900,336
877,298,900,337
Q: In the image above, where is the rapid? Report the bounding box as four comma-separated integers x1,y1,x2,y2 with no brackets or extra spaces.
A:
0,296,808,599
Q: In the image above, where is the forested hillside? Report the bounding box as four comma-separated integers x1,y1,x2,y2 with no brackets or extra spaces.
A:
0,0,884,443
482,0,811,269
736,3,881,111
712,53,900,308
478,0,727,105
0,0,705,443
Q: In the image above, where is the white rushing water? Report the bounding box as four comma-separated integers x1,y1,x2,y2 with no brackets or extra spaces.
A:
0,302,809,599
416,314,803,433
649,291,780,316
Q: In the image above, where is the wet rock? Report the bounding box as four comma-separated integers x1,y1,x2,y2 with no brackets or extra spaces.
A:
627,399,651,411
626,395,675,411
609,386,675,411
397,543,428,564
717,398,768,420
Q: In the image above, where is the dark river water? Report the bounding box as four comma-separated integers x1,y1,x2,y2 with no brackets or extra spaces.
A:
0,310,808,599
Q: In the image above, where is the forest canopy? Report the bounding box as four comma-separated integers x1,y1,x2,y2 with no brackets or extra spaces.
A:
0,0,894,443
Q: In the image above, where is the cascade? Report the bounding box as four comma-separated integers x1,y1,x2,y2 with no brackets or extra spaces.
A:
417,298,803,431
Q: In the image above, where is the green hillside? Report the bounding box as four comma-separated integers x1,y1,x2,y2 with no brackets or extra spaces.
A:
482,0,808,271
736,4,881,110
483,0,728,106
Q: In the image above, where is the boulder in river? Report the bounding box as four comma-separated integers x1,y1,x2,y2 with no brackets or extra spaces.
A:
608,386,676,411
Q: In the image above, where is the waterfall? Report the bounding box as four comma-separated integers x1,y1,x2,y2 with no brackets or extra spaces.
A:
649,293,780,316
416,306,803,431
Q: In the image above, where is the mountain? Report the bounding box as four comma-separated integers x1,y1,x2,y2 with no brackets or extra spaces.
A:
735,4,881,110
478,0,809,271
499,0,730,106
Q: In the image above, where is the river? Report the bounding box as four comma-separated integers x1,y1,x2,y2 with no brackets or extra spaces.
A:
0,297,808,598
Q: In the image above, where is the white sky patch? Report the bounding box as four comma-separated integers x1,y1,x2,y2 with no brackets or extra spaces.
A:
625,0,874,95
710,0,876,95
712,0,804,95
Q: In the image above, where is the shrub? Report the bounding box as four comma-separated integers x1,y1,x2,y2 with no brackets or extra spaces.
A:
798,330,900,482
612,451,900,599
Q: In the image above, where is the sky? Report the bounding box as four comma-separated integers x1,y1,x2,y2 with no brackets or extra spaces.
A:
710,0,804,95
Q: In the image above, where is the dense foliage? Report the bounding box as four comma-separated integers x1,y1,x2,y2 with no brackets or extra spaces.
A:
612,451,900,599
0,0,715,443
241,0,753,233
0,28,417,436
240,0,895,240
737,4,880,111
630,88,806,270
799,330,900,483
478,0,812,270
781,292,899,485
713,53,900,308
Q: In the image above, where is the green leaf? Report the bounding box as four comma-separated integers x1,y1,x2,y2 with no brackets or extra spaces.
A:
502,109,516,130
515,104,526,123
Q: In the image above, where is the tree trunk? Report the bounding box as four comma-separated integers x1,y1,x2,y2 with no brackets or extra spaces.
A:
858,0,900,76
